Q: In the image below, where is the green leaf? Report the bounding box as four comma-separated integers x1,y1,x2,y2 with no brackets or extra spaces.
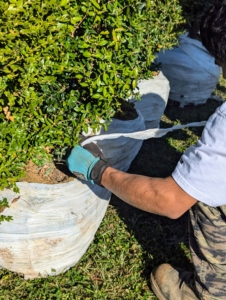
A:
114,28,125,32
60,0,68,5
80,82,88,87
71,16,82,25
99,40,108,46
91,0,100,10
83,51,92,58
92,93,101,99
75,74,83,79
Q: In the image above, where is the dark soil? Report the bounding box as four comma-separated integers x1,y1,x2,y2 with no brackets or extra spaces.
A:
113,100,138,120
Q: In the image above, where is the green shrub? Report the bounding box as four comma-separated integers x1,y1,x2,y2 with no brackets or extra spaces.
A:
0,0,184,193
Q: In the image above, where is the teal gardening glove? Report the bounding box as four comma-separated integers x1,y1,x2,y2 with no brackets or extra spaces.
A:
66,143,111,186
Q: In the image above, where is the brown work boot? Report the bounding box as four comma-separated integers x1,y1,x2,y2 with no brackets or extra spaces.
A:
150,263,199,300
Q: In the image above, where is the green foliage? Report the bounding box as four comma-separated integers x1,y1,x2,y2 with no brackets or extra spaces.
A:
0,0,184,191
0,198,13,224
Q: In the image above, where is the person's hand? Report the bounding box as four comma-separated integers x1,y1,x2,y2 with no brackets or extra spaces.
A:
66,143,111,186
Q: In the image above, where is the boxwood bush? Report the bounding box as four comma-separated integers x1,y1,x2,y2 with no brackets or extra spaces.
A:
0,0,184,195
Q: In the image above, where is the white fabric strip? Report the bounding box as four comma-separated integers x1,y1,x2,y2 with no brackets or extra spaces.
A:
81,121,207,146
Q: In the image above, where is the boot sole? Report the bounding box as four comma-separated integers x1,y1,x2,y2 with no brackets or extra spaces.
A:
150,271,167,300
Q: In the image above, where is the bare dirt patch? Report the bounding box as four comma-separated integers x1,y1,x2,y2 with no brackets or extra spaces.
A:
19,160,74,184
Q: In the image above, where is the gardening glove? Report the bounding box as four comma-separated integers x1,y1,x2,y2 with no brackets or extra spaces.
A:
66,143,111,186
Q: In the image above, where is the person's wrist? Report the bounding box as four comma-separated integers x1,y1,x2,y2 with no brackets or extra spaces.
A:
91,159,111,186
100,165,113,187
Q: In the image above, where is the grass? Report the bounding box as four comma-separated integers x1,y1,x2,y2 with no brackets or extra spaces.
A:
0,78,225,299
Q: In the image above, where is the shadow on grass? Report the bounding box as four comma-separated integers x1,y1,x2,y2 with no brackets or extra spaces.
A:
164,98,221,126
109,98,222,289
